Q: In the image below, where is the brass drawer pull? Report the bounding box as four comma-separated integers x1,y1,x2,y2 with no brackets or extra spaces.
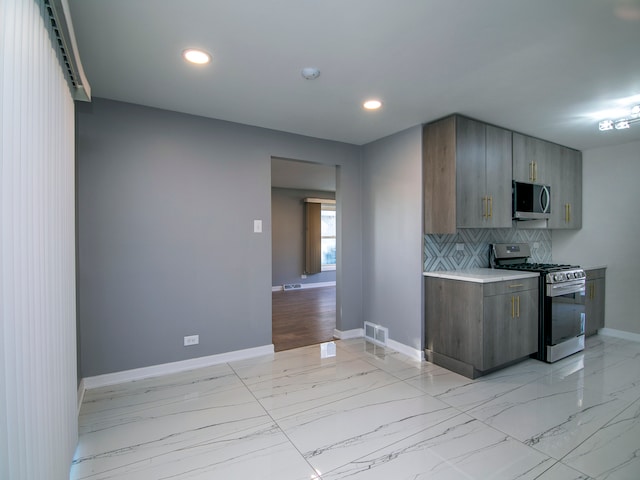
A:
509,284,524,288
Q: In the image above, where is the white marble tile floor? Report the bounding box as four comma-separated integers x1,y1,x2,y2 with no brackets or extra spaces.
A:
71,334,640,479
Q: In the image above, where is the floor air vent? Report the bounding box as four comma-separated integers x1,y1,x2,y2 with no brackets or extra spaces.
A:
364,321,388,346
283,283,303,291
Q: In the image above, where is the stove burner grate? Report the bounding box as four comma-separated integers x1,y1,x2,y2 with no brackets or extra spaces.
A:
495,263,575,272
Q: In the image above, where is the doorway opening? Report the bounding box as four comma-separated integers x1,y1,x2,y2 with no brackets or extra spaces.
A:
271,157,337,352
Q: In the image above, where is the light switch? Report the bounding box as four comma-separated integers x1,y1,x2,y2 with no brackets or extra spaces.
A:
253,220,262,233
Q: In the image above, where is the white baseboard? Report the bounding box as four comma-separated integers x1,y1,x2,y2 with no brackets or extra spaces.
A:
599,328,640,343
334,328,364,339
272,281,336,292
386,338,424,361
82,344,275,390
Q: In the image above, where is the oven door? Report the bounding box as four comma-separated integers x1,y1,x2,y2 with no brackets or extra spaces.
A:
546,280,586,345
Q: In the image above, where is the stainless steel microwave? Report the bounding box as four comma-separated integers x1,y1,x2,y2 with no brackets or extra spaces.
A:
513,181,551,220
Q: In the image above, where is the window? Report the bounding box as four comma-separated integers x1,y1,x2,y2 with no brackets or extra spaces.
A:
304,198,336,274
320,204,336,271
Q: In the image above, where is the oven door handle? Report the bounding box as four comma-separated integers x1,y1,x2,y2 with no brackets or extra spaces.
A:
546,280,585,297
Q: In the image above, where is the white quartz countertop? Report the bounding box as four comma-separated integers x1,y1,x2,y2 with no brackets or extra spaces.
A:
582,265,608,271
423,268,539,283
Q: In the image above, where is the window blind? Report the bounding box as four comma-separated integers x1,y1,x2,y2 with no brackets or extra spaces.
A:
304,202,322,274
1,0,81,477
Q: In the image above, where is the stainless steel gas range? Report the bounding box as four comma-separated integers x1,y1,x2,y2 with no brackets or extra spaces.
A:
490,243,586,363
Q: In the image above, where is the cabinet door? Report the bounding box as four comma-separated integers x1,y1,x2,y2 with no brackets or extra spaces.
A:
513,133,553,184
423,117,456,234
513,133,546,184
425,277,483,366
548,147,582,229
585,277,605,335
482,289,538,370
455,116,486,228
485,125,513,227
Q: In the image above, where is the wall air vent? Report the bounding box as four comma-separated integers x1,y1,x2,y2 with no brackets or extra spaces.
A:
283,283,302,291
364,321,388,347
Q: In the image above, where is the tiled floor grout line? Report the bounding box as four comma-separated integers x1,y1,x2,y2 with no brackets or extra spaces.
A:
227,359,328,479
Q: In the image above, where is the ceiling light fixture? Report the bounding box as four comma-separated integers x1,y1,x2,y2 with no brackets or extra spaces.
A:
363,99,382,110
598,104,640,131
182,48,211,65
301,67,320,80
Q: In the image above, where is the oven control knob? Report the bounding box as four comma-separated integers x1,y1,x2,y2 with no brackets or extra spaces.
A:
566,272,574,279
553,273,563,282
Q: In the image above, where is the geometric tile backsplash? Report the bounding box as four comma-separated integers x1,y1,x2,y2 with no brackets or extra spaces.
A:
423,228,552,271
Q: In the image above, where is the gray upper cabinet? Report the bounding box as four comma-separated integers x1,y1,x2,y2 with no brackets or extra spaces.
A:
512,133,553,184
424,115,512,233
548,145,582,229
513,132,582,229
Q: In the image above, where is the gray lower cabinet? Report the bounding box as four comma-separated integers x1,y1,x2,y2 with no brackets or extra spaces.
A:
584,268,606,336
425,276,538,378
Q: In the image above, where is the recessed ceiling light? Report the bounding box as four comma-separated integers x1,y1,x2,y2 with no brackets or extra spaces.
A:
182,48,211,65
363,99,382,110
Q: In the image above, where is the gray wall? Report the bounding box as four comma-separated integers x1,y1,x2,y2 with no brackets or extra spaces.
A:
361,126,424,351
271,188,336,287
76,98,362,377
553,140,640,335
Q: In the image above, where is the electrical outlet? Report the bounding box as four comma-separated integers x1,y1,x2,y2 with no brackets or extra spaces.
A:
184,335,199,346
301,274,307,279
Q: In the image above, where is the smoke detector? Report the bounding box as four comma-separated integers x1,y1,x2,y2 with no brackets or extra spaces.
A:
301,67,320,80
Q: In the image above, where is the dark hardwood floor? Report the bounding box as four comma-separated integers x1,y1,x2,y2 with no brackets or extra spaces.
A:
272,286,336,352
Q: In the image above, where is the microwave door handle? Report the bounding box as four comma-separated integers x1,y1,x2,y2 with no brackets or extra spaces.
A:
540,185,550,213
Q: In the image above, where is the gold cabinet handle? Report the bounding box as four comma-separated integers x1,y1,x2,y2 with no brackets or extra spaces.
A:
488,196,493,218
567,203,571,223
534,162,538,182
511,296,515,318
529,162,534,181
509,284,524,288
517,295,520,318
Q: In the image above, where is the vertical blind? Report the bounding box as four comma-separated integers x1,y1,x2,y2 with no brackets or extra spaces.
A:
1,0,78,478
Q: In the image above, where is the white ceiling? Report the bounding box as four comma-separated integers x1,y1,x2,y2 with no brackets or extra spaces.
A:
68,0,640,150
